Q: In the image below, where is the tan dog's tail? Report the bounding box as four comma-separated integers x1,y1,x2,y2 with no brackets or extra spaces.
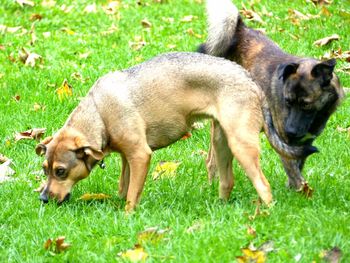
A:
198,0,239,57
261,99,318,159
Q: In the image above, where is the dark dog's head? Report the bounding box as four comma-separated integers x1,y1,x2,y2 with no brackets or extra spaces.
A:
276,58,340,144
35,128,104,203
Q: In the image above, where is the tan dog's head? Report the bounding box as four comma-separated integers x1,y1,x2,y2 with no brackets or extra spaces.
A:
35,128,104,204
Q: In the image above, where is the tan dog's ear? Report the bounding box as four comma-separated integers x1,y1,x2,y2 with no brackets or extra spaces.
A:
35,136,53,156
75,147,104,160
74,136,104,160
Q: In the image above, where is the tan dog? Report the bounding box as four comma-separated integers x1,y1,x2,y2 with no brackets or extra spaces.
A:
36,52,313,211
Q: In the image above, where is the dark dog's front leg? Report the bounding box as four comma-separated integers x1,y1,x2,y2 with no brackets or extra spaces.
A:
281,157,311,193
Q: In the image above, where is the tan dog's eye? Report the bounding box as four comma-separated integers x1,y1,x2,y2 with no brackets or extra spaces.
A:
55,168,66,178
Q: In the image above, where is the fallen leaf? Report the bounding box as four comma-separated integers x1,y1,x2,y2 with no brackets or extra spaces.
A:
32,102,46,111
338,64,350,75
180,15,197,22
78,193,111,201
313,34,340,46
247,226,257,237
15,128,46,141
236,248,266,263
320,6,331,16
42,32,51,38
61,27,75,35
60,4,73,13
44,236,71,254
13,95,21,102
322,48,350,62
0,154,9,163
152,161,180,180
78,52,91,59
129,36,147,51
29,23,37,45
237,241,274,263
186,28,202,38
56,79,73,101
311,0,331,5
294,253,302,262
320,247,342,263
166,44,176,49
41,0,56,8
0,25,22,34
71,72,89,83
30,14,43,21
0,160,15,183
288,9,311,20
118,244,148,262
240,4,265,25
103,1,120,15
181,132,192,140
297,182,313,197
18,48,42,67
137,227,169,245
186,221,204,233
16,0,34,7
141,19,152,28
84,3,97,13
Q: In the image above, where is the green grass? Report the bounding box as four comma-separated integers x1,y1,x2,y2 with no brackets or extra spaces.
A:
1,0,349,262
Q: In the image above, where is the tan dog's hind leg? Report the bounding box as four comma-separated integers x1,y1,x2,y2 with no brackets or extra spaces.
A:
124,144,152,212
118,154,130,199
206,120,218,184
211,121,234,200
219,111,272,205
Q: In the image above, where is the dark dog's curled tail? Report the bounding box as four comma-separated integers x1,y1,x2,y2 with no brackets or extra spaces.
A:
262,100,318,159
198,0,240,57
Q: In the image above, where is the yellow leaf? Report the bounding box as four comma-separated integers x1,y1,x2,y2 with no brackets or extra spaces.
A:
61,27,75,35
152,161,180,180
118,244,148,262
56,79,73,101
78,193,111,201
238,248,266,263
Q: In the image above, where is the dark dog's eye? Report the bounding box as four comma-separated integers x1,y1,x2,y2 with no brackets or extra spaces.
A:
55,168,66,178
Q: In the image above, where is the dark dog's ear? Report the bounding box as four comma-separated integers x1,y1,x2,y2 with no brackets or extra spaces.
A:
75,147,104,160
311,58,336,85
35,136,53,156
277,63,299,81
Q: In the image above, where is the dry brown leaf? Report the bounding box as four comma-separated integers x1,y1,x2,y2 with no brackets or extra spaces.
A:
15,128,46,141
103,1,120,15
13,95,20,102
30,14,43,21
240,4,265,25
313,34,340,46
186,221,204,233
338,65,350,75
320,6,331,16
247,226,257,237
322,48,350,62
44,236,71,254
78,193,111,201
129,36,147,50
56,79,73,101
16,0,34,7
141,19,152,28
117,244,148,262
32,102,46,111
186,28,202,38
311,0,332,5
320,247,342,263
0,160,15,183
18,48,42,67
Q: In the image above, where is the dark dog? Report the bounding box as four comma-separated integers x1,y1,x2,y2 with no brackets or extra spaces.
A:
199,0,344,190
35,52,312,211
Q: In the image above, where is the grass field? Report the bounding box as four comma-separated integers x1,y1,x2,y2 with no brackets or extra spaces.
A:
1,0,349,262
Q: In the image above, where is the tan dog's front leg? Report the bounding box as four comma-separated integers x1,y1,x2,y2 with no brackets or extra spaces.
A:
212,121,234,200
125,148,151,212
118,154,130,199
206,120,218,184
